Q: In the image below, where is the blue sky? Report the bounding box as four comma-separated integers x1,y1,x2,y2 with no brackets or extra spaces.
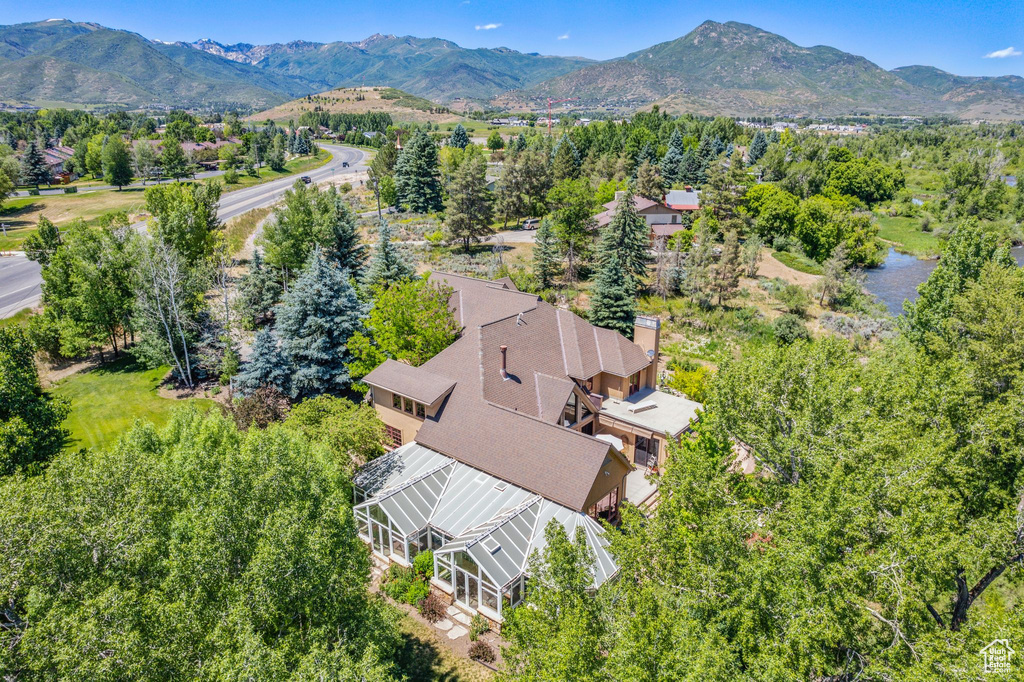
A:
4,0,1022,76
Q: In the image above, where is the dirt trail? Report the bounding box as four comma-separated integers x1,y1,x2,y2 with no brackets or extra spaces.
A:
756,249,820,287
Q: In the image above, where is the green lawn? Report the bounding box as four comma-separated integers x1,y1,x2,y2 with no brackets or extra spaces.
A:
53,356,217,452
772,250,824,275
222,152,333,192
0,308,34,328
875,215,942,258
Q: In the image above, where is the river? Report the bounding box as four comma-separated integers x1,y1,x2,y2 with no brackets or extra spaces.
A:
863,246,1024,315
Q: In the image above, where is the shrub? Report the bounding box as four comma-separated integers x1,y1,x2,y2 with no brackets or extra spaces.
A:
223,168,239,184
418,592,447,623
413,549,434,578
772,314,810,345
338,182,352,193
404,579,430,605
469,613,490,641
664,359,711,402
28,188,40,196
229,386,288,430
64,186,78,194
383,575,411,601
776,283,811,316
468,640,496,663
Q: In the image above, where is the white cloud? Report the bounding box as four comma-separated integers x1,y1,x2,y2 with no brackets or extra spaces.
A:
557,33,569,40
984,46,1021,59
475,23,501,30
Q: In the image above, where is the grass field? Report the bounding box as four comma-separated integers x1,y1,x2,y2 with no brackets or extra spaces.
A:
394,609,493,681
53,355,217,452
223,206,272,256
0,308,33,328
0,188,147,249
772,250,824,275
875,215,942,258
222,152,331,192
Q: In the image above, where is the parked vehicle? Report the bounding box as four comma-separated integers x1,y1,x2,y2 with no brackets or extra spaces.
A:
300,176,312,184
521,218,540,230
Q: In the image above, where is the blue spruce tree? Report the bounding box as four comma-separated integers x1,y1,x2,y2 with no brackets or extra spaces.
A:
661,128,686,186
449,124,470,150
275,247,368,398
235,327,291,396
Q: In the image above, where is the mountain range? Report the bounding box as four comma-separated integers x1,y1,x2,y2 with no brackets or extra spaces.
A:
1,18,1022,118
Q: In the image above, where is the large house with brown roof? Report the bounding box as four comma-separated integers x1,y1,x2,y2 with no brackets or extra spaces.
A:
354,272,701,627
595,192,691,243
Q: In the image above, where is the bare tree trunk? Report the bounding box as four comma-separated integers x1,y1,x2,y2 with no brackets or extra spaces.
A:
145,256,188,388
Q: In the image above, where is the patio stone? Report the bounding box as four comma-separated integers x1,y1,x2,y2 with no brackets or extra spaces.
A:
446,605,461,616
452,612,472,625
434,619,454,631
447,625,468,640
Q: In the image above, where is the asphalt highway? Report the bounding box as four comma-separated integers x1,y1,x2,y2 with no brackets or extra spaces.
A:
0,144,367,318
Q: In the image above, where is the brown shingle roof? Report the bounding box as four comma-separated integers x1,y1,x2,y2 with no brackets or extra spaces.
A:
372,273,646,511
363,359,455,405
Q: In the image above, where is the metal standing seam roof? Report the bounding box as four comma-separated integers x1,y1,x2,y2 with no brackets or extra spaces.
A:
354,442,619,590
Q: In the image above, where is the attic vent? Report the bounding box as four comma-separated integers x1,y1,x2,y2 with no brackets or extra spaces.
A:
481,537,501,554
628,400,658,414
493,481,508,492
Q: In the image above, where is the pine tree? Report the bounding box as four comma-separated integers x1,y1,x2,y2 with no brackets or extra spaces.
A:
327,189,366,274
712,229,743,306
394,130,443,213
19,141,50,189
102,136,133,189
589,250,636,338
600,182,650,288
749,131,768,163
551,133,580,181
160,140,188,180
363,220,413,289
276,247,367,399
512,132,527,153
449,124,470,150
704,150,749,232
444,156,493,251
236,250,282,328
533,217,561,288
635,160,666,201
235,327,291,396
370,141,398,179
661,128,686,186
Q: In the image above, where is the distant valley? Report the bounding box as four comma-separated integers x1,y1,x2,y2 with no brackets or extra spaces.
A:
1,18,1022,118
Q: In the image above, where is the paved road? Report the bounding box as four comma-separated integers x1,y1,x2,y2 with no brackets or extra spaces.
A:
0,254,42,318
0,144,368,319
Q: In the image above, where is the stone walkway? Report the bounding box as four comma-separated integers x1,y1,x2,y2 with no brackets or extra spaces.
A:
440,605,472,640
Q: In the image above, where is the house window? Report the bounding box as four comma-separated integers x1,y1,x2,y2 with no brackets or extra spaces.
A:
392,393,402,410
385,425,403,449
415,402,426,419
403,397,414,414
562,391,578,427
628,372,641,396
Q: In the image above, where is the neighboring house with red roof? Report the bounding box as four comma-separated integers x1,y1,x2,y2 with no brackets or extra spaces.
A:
355,272,702,628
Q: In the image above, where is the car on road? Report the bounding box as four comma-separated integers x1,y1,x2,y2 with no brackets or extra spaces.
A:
300,176,312,184
521,218,540,230
342,161,349,168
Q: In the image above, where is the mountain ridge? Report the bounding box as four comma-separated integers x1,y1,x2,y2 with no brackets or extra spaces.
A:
0,18,1021,118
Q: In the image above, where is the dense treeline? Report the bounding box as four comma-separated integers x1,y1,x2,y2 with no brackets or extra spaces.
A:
297,111,393,135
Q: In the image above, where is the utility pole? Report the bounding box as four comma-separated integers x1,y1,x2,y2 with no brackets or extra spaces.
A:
546,97,578,137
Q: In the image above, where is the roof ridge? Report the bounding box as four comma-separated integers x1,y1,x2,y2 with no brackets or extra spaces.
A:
363,458,454,503
464,495,543,550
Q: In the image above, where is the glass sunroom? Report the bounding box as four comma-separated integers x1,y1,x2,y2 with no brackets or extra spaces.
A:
353,442,619,623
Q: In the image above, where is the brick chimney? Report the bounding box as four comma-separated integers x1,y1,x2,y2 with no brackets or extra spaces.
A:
500,345,509,381
633,316,660,369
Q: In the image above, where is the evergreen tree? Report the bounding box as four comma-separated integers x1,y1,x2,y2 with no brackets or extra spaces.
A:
749,130,768,163
711,229,743,305
19,141,49,189
551,133,581,181
235,327,291,396
588,250,636,338
101,136,132,189
600,182,650,288
444,156,493,251
449,124,470,150
160,140,188,180
635,160,666,201
327,190,366,274
370,141,398,179
635,141,658,167
661,128,686,185
693,136,717,185
236,250,282,328
703,150,748,232
363,220,413,290
393,130,442,213
532,217,561,288
512,132,527,153
275,247,367,398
